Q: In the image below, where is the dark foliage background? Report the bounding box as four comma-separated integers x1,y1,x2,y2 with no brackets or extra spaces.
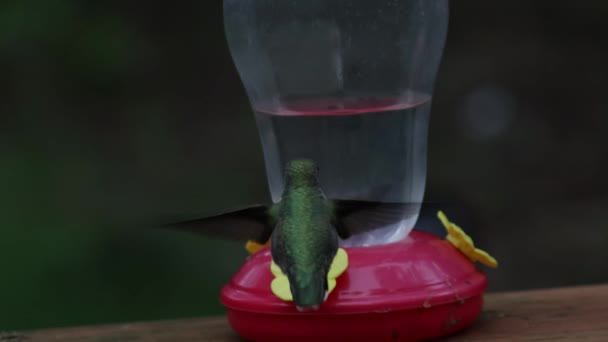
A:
1,0,606,330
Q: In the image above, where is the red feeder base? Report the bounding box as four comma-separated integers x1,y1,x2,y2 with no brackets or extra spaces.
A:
221,230,487,341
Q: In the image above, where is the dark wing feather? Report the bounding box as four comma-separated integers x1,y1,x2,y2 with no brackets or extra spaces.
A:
332,200,421,239
163,205,274,243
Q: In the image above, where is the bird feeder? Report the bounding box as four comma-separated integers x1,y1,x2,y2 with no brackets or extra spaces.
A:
220,1,490,340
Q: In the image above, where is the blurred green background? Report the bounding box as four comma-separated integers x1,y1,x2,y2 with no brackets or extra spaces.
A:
1,0,607,331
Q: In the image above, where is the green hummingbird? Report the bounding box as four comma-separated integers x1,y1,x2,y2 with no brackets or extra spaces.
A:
166,158,418,311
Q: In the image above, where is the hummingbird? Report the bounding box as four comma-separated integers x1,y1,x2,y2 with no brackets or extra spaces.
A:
166,159,418,311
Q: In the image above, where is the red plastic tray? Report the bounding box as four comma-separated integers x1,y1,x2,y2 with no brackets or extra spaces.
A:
221,230,487,341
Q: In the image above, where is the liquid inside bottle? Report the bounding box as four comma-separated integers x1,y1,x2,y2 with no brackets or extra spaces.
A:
254,92,431,247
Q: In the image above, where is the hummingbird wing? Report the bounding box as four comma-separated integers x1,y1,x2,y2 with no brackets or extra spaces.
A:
332,200,421,239
162,205,274,243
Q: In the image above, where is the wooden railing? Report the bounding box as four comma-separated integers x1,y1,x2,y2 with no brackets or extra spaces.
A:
12,284,608,341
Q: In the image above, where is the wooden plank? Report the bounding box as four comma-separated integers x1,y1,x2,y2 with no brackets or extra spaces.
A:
15,318,242,342
446,284,608,341
10,284,608,342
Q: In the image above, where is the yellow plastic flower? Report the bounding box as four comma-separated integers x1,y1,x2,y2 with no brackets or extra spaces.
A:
269,248,349,302
437,211,498,268
245,239,270,255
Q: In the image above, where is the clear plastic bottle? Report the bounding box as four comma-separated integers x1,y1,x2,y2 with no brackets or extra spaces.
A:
224,0,449,247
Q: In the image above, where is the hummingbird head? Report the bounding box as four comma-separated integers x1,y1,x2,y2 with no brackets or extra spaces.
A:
285,159,320,187
289,271,327,311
